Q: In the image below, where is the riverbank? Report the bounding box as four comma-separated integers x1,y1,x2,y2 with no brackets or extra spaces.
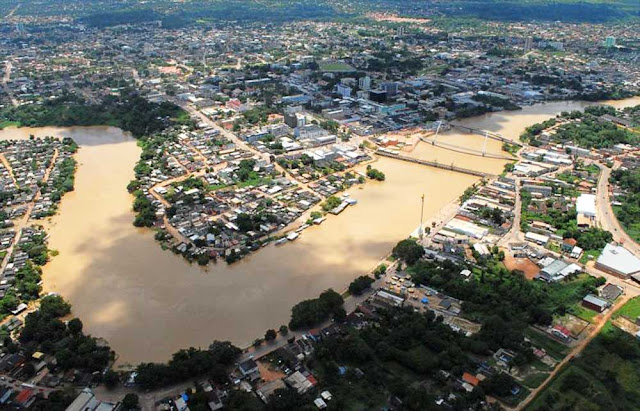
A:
0,96,638,366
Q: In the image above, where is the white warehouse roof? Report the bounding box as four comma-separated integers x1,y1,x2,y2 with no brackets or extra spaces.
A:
597,243,640,277
576,194,596,217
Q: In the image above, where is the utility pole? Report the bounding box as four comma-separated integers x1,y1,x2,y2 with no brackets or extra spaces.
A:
419,194,425,240
482,130,489,157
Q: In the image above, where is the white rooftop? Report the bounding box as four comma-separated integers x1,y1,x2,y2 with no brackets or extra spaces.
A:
576,194,596,217
597,243,640,276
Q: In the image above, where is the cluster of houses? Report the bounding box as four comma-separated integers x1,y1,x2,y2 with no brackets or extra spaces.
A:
0,138,77,307
430,176,517,257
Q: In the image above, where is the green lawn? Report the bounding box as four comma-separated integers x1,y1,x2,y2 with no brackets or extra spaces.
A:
569,303,599,323
612,205,640,243
524,328,569,361
600,296,640,334
208,183,230,191
525,364,605,411
522,372,549,389
579,249,600,264
611,296,640,321
0,120,20,129
319,62,355,72
236,176,272,188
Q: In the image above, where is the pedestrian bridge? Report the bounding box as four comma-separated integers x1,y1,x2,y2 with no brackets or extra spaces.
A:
419,121,520,161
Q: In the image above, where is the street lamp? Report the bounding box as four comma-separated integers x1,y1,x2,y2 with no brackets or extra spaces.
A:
419,194,425,240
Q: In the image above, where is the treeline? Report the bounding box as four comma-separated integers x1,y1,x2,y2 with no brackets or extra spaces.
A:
289,289,345,330
77,9,161,27
78,0,345,28
128,132,179,227
409,258,604,357
0,91,190,138
0,231,49,313
135,341,241,389
445,2,630,23
472,94,521,111
520,105,638,149
18,295,114,372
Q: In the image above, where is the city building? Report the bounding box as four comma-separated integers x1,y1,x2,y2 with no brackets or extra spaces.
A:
358,75,371,90
595,243,640,279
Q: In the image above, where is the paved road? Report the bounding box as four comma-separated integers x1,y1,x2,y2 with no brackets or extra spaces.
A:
595,162,640,257
2,59,18,107
0,149,58,276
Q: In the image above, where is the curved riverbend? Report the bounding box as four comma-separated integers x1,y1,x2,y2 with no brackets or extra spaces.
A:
0,96,637,365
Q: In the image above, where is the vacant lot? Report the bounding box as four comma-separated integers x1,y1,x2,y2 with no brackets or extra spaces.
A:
503,254,540,279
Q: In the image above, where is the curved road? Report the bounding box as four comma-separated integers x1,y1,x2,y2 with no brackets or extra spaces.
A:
595,161,640,257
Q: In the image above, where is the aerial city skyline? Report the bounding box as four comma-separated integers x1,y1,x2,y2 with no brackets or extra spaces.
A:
0,0,638,410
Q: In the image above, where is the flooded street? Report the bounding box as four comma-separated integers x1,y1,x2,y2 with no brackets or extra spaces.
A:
0,97,638,364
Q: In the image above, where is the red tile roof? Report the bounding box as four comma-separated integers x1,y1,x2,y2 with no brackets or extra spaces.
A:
462,372,480,387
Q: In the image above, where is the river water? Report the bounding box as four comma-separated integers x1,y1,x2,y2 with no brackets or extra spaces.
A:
0,97,638,364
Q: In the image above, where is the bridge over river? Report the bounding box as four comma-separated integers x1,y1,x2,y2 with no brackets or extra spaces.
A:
419,121,520,160
376,149,496,178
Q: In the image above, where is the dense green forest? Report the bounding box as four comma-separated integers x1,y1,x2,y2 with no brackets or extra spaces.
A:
0,91,190,138
443,1,635,23
17,295,114,372
310,307,493,410
2,0,637,26
135,341,241,389
521,105,639,148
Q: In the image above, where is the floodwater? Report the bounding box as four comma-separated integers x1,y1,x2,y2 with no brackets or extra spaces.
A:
0,96,638,364
408,96,640,174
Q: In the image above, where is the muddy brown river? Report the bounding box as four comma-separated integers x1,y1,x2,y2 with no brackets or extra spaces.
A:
1,97,638,364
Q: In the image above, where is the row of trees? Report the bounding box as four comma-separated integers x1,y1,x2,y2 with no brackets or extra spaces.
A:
0,91,190,139
135,341,241,389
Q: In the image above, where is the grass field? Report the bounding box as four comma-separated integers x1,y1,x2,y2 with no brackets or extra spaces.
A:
0,120,20,129
612,296,640,319
524,328,570,361
319,62,356,72
569,303,599,323
613,205,640,243
522,372,549,389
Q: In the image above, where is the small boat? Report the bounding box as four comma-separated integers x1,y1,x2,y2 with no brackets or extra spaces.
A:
275,238,288,245
313,217,326,225
287,232,299,241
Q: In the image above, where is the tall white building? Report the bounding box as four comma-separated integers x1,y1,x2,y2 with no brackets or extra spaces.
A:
336,83,352,98
358,75,371,90
524,37,534,53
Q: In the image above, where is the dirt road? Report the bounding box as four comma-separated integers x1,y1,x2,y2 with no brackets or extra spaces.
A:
513,294,633,410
